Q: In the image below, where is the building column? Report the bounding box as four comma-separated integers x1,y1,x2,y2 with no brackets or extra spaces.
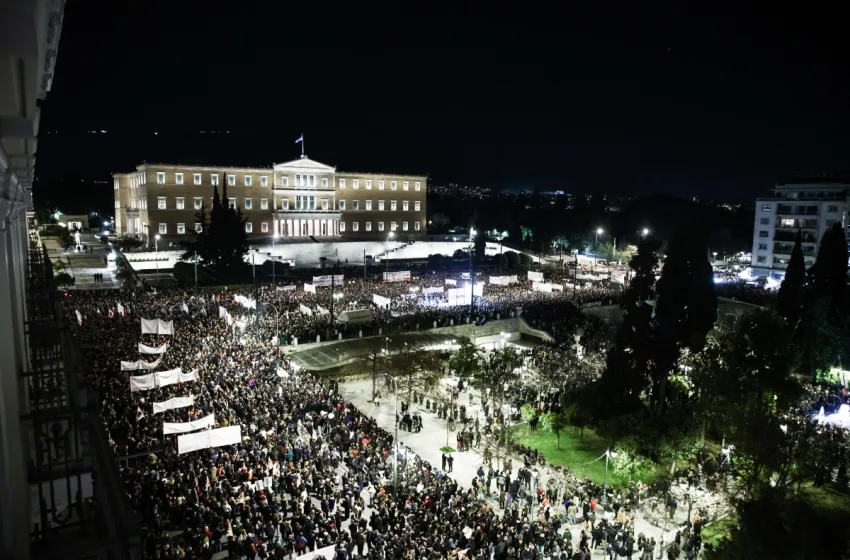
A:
0,212,30,560
274,218,279,237
300,220,306,237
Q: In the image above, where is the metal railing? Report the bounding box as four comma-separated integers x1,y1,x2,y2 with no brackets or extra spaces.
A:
24,244,142,558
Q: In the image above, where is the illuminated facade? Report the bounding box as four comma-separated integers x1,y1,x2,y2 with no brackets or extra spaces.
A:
113,157,427,246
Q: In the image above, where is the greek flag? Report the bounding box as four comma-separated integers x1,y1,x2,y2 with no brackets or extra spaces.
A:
295,134,303,144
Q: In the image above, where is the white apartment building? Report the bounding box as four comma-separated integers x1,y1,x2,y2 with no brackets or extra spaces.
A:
751,178,850,279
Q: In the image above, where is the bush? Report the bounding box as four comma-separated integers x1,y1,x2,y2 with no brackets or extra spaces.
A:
520,403,538,423
54,272,75,287
611,437,656,481
53,259,65,271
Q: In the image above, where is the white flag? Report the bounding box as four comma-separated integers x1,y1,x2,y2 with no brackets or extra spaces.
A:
76,310,83,325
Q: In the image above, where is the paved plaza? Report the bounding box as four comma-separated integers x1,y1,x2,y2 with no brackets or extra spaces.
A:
337,377,682,551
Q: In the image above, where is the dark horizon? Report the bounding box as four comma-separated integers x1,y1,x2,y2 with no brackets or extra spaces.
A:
34,3,850,206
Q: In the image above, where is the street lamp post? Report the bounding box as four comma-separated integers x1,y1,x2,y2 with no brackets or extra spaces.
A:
595,228,603,253
154,234,160,290
469,227,476,317
384,374,400,497
272,234,279,285
386,231,395,273
266,302,281,356
252,251,259,334
601,449,618,505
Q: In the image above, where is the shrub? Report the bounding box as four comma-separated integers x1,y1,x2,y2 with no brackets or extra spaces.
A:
520,403,538,423
611,437,656,481
54,272,75,287
53,259,65,271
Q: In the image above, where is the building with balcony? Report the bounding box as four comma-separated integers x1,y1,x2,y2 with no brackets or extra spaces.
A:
113,156,428,246
751,177,850,279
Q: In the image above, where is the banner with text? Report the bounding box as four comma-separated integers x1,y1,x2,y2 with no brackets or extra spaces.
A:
299,304,313,316
528,271,544,282
178,425,242,455
372,294,391,308
382,271,411,283
163,414,215,435
304,283,316,293
153,395,195,414
312,275,345,287
423,286,444,295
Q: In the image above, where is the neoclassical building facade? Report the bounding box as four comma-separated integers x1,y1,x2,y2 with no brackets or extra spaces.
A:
113,157,427,246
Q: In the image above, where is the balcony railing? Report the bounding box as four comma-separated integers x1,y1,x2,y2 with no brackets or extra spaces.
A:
776,205,819,216
775,219,818,230
274,208,341,213
774,231,818,243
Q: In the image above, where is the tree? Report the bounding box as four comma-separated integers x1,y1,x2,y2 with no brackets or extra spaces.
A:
540,412,569,450
808,223,848,310
349,338,389,402
387,341,444,405
448,337,482,382
183,177,248,269
604,238,662,403
504,251,520,270
776,230,806,326
652,227,717,417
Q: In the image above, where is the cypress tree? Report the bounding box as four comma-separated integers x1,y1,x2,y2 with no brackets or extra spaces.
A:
776,230,806,326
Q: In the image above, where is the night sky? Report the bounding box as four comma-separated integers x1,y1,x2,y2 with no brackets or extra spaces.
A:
36,2,849,204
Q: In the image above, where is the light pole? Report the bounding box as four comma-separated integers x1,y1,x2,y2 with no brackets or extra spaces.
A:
266,301,280,356
272,234,279,285
252,251,259,334
641,228,650,238
386,231,395,273
601,448,618,505
595,228,603,253
469,227,476,317
154,234,160,290
384,373,400,497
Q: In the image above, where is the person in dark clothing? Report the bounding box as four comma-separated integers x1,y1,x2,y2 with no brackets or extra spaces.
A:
447,454,454,473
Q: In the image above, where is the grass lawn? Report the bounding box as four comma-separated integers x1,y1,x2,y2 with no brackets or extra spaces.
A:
510,424,658,488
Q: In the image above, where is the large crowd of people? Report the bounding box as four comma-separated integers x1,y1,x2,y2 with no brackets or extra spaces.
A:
64,270,677,560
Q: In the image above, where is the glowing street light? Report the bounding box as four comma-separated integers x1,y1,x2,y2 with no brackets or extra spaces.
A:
154,234,161,288
595,228,604,252
641,228,650,237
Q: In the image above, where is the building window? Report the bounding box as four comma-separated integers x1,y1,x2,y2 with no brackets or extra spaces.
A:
339,200,346,211
261,176,268,187
391,222,398,231
194,173,202,185
758,230,769,238
403,221,409,231
761,204,771,212
177,223,186,234
228,199,236,210
212,174,219,186
414,221,421,231
758,243,768,251
353,222,359,232
391,181,397,191
176,197,185,210
322,199,329,210
366,221,372,231
366,180,372,190
195,223,202,233
340,222,346,232
414,201,421,211
339,178,346,189
115,199,120,209
760,217,769,225
353,200,360,211
261,222,269,233
403,181,409,191
353,180,359,189
194,197,203,210
244,222,253,233
157,172,165,184
366,200,372,211
828,205,839,212
321,178,328,188
391,200,397,211
379,180,385,190
282,198,289,210
260,198,269,210
159,223,167,234
158,197,167,209
244,198,253,210
244,175,252,186
756,256,767,263
415,181,421,191
403,201,409,211
228,175,236,186
175,173,184,185
780,218,795,227
379,200,385,211
378,222,385,231
282,177,288,187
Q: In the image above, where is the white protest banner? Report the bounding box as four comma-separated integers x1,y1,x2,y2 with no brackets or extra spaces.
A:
461,272,471,279
277,285,296,291
163,414,215,435
528,271,544,282
489,275,519,286
153,395,195,414
76,310,83,325
445,279,457,286
117,303,125,317
312,275,344,287
446,288,470,306
234,295,256,309
183,303,189,314
157,319,173,335
218,306,229,318
382,271,411,282
373,294,391,308
129,373,157,392
473,282,484,297
304,283,316,293
299,304,313,316
611,271,627,284
316,305,329,315
179,369,198,383
121,359,161,371
154,368,181,388
178,425,242,455
141,318,173,335
139,343,167,355
423,286,444,294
